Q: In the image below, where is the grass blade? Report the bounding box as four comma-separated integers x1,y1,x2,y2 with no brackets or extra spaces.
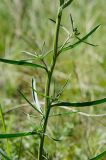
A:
0,131,40,139
60,24,100,53
90,150,106,160
0,58,46,70
52,97,106,107
0,149,11,160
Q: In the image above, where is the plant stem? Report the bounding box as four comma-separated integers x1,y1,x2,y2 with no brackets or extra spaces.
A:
38,8,63,160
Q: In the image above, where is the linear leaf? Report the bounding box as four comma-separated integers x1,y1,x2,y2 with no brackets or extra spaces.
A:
32,77,42,113
0,131,39,139
18,90,43,115
45,134,61,142
56,76,70,99
0,149,11,160
49,18,61,26
75,36,98,47
61,0,74,9
0,58,46,70
60,24,100,53
90,150,106,160
22,51,38,58
52,97,106,107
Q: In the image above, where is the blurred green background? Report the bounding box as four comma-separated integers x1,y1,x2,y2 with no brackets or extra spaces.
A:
0,0,106,159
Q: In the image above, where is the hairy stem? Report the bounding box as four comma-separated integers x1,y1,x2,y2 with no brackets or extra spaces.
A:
38,8,62,160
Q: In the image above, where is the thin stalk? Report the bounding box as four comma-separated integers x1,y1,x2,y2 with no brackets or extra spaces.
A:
38,8,63,160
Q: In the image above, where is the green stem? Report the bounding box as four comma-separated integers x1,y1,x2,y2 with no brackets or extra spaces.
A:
38,8,63,160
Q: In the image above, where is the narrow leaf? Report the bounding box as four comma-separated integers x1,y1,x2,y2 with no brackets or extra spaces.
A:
22,51,38,58
49,18,61,25
75,36,98,47
52,97,106,107
61,0,74,9
0,58,45,70
0,131,39,139
61,24,100,53
32,77,42,113
18,90,43,115
45,134,61,142
90,150,106,160
56,76,70,98
0,149,11,160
